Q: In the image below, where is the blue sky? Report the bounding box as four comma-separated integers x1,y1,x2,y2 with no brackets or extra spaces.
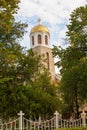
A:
16,0,87,49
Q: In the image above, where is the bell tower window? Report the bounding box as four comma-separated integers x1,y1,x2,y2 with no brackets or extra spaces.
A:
38,34,41,44
46,52,49,69
45,35,48,45
32,36,34,45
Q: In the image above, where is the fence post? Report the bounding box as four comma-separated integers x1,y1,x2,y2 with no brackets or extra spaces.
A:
54,111,59,129
81,110,86,127
18,110,24,130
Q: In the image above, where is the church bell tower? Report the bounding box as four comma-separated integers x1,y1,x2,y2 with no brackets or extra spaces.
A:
29,19,55,79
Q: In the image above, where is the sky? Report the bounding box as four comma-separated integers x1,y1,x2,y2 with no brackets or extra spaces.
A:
16,0,86,49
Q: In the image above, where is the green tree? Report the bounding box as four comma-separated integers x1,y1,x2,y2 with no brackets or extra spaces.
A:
0,0,63,120
0,48,44,119
0,0,27,84
0,0,28,119
26,69,62,119
0,45,61,120
16,49,43,85
52,5,87,118
66,5,87,51
0,0,27,45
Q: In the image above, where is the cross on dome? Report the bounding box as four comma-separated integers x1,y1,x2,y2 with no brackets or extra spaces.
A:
38,18,41,24
30,18,50,34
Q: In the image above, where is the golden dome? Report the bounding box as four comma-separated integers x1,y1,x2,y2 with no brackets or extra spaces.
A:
30,24,50,34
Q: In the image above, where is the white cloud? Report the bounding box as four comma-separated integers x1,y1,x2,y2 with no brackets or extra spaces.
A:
17,0,86,48
18,0,86,25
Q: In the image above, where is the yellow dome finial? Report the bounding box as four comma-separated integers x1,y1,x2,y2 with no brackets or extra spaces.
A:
38,18,41,24
30,19,50,35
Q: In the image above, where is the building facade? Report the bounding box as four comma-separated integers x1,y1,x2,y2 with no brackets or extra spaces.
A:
29,19,55,79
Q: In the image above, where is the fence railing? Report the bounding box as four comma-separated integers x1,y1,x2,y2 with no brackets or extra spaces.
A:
0,110,87,130
55,110,87,129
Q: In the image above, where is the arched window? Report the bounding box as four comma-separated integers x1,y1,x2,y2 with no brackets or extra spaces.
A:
46,52,49,69
32,36,34,45
45,35,48,45
38,34,41,44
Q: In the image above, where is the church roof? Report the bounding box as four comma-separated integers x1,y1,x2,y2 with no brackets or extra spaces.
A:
30,24,50,34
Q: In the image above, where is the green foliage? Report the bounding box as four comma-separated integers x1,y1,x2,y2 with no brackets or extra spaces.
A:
0,45,60,120
52,5,87,118
53,46,87,118
16,49,43,84
29,69,62,119
66,5,87,48
0,0,66,121
0,0,28,45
